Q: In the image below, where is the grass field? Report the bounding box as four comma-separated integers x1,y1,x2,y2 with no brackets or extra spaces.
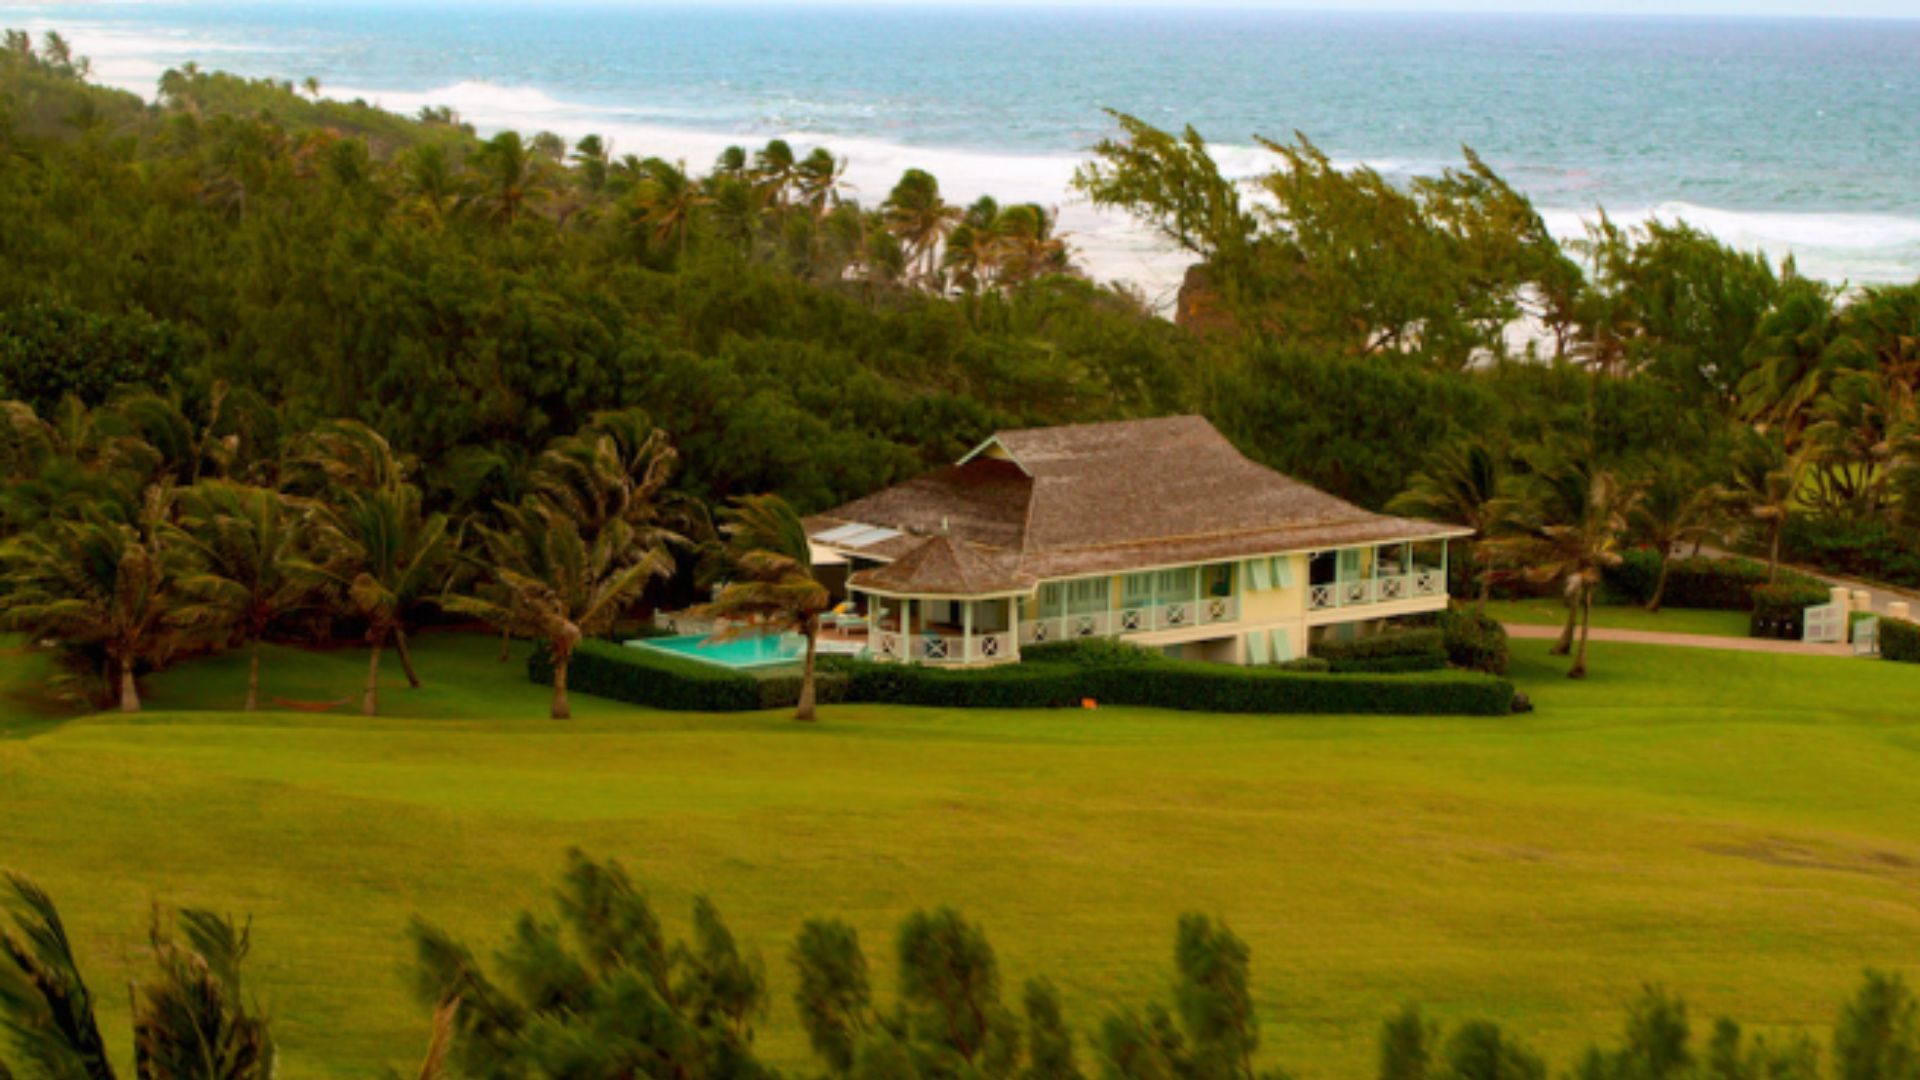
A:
1484,599,1755,638
3,631,1918,1078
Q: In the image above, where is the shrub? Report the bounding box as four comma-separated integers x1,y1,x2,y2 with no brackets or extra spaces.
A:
1310,627,1447,674
1602,553,1825,612
1882,618,1920,663
1434,607,1510,675
1748,583,1834,641
1274,656,1332,673
543,633,1517,716
529,638,847,712
1782,516,1920,591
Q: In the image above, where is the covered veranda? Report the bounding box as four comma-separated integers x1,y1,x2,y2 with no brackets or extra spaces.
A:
843,534,1033,667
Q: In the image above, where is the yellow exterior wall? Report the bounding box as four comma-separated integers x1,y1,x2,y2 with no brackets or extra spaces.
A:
1237,554,1308,623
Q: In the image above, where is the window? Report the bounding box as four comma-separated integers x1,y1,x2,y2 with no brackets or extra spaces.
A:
1155,567,1197,597
1037,582,1064,619
1203,563,1234,597
1066,577,1111,614
1122,572,1155,606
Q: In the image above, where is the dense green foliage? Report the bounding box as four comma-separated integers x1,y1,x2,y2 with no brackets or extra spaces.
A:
529,636,847,711
1781,516,1920,591
1879,618,1920,664
1748,583,1837,641
1430,607,1513,675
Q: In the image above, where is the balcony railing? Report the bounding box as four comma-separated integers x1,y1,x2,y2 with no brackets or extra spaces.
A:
870,629,1014,664
1017,594,1239,646
1308,570,1444,612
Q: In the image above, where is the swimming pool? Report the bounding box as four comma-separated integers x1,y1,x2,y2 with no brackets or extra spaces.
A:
627,633,803,669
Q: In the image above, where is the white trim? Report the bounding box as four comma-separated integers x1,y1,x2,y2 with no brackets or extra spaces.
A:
955,434,1030,474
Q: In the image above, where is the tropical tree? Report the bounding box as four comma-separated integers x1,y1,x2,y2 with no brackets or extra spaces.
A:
1491,450,1640,678
302,481,455,715
752,138,801,208
629,157,710,256
882,168,962,285
693,494,831,721
0,489,179,711
530,409,687,542
169,480,318,711
795,147,849,219
1387,438,1509,606
1714,431,1806,584
448,500,672,719
1628,461,1717,612
0,873,275,1080
471,130,549,225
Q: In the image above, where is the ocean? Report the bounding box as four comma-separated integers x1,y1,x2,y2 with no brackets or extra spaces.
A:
14,1,1920,302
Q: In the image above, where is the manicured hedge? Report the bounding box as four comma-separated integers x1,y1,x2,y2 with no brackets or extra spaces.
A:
529,638,847,712
1882,617,1920,664
1604,551,1827,614
1748,583,1836,641
1310,628,1447,673
1434,607,1510,675
1782,516,1920,591
539,635,1517,716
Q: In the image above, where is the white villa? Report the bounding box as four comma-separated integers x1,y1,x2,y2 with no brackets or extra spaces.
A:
805,416,1469,666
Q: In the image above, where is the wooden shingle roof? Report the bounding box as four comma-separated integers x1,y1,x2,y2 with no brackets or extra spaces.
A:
807,415,1467,595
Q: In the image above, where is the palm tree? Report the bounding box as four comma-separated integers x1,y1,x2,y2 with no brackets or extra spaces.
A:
0,873,275,1079
1386,438,1509,607
693,494,832,721
170,481,318,711
882,169,962,285
795,147,849,219
988,203,1072,286
1736,275,1839,446
303,482,455,715
302,75,321,100
398,142,466,227
1714,431,1806,585
1629,462,1717,612
449,501,672,719
752,138,801,209
629,158,711,256
1491,451,1640,679
941,197,1001,293
531,409,686,541
472,130,549,225
571,133,611,192
0,489,180,712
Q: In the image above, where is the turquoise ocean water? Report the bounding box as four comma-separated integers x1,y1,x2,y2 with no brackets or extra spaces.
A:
15,2,1920,298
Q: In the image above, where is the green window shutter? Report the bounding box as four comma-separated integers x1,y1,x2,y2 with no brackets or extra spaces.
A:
1245,630,1271,664
1273,557,1295,588
1246,559,1272,591
1338,548,1363,579
1271,628,1293,662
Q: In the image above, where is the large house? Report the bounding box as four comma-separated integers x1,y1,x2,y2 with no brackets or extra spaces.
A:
803,416,1470,667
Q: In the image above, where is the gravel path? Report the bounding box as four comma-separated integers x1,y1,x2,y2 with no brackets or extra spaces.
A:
1503,623,1855,657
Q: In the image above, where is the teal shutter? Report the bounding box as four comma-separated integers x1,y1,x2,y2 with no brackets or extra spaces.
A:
1273,557,1295,588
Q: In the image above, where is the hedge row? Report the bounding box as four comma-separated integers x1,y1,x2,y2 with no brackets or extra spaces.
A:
532,636,1516,717
1883,618,1920,664
1748,583,1837,641
1309,628,1448,672
530,638,847,712
1603,551,1827,612
1782,516,1920,591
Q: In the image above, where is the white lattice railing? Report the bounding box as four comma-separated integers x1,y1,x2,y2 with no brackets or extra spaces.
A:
1309,572,1446,612
1020,596,1240,643
870,629,1016,664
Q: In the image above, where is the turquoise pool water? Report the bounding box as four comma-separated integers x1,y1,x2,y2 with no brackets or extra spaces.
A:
628,633,802,669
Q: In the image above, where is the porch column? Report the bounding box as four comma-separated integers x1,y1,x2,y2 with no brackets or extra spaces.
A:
962,600,974,663
903,597,914,663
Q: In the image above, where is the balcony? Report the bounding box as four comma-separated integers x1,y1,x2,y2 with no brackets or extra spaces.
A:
1307,569,1444,612
870,629,1015,665
1017,594,1239,646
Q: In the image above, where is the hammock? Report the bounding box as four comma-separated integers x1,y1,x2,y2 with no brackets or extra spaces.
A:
269,696,353,714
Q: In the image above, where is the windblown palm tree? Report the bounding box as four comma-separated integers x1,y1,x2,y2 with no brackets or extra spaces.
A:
0,488,180,712
987,203,1073,286
752,138,801,209
1736,275,1839,445
882,169,962,285
1714,431,1806,585
1386,438,1509,606
471,130,549,225
397,142,466,227
1491,451,1640,679
169,481,319,711
530,409,686,542
303,482,455,715
693,494,832,721
0,873,275,1080
1628,461,1717,612
795,147,849,219
448,501,672,719
629,158,711,256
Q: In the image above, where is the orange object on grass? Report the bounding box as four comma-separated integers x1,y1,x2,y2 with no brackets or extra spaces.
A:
1081,698,1098,710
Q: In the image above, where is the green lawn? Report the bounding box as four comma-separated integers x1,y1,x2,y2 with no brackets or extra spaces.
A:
3,632,1918,1078
1485,599,1755,638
